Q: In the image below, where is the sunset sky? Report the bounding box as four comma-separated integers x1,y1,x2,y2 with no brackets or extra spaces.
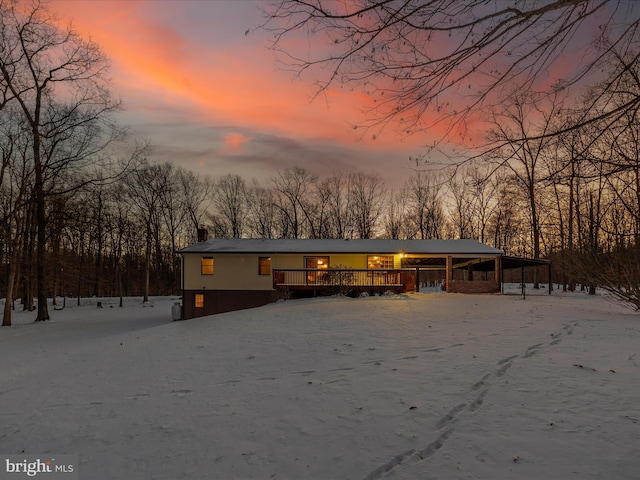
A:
49,0,435,187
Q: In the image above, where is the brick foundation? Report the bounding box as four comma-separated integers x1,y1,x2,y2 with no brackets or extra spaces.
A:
182,289,278,319
447,280,501,294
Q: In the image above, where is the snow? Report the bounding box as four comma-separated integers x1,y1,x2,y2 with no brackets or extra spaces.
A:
179,237,503,255
1,291,639,480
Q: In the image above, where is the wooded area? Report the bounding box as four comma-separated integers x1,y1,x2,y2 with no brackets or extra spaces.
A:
2,0,640,326
261,0,640,307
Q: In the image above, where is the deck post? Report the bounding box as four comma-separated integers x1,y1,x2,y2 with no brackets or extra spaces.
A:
446,256,452,292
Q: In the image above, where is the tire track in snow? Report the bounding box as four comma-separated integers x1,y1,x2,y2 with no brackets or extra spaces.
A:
361,321,576,480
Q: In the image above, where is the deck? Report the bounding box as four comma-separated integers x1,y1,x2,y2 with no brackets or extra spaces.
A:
273,269,414,296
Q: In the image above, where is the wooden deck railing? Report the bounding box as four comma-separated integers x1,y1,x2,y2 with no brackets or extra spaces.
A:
273,268,412,291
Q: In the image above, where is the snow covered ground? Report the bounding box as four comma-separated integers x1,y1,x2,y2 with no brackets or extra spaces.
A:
1,290,639,480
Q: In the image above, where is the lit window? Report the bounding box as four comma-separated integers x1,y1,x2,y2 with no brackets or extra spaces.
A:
201,257,214,275
194,293,204,308
258,257,271,275
305,256,329,269
304,256,329,283
368,255,394,269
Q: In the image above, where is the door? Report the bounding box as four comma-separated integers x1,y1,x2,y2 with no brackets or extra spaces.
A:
305,256,329,283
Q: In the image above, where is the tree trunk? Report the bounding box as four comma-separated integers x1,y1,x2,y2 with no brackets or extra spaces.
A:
21,203,35,311
143,223,151,303
117,262,123,307
529,183,540,289
2,261,18,327
93,194,104,297
32,92,49,321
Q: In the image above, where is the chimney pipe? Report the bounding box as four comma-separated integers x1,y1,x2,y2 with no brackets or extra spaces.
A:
197,228,209,242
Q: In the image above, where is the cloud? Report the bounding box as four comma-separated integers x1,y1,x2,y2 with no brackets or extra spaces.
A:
49,0,447,189
222,132,252,152
54,1,431,143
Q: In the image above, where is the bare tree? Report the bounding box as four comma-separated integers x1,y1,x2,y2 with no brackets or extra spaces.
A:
321,173,353,239
383,189,409,240
158,165,186,292
546,43,640,294
467,165,502,244
447,175,474,239
487,90,565,262
272,167,318,238
264,1,639,142
0,0,120,321
245,179,277,239
405,171,445,239
544,107,600,289
179,169,214,242
487,181,524,255
307,177,333,239
212,174,247,239
348,172,386,238
569,244,640,309
591,47,640,236
103,182,134,307
123,157,167,303
0,108,32,326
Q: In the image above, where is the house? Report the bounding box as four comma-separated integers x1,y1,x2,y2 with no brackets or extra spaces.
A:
178,238,504,319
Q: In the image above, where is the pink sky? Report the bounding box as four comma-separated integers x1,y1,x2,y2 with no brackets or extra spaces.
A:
47,0,613,188
49,0,434,187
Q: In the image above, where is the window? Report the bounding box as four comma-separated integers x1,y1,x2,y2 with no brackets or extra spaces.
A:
305,256,329,269
368,255,394,269
194,293,204,308
258,257,271,275
305,256,329,283
201,257,214,275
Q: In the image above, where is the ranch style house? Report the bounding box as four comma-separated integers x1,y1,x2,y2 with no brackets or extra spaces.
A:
178,238,508,319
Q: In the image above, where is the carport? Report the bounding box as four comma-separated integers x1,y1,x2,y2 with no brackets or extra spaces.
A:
500,256,552,295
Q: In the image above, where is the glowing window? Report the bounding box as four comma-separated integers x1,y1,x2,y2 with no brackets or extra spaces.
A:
305,256,329,269
194,294,204,308
367,255,394,269
258,257,271,275
201,257,214,275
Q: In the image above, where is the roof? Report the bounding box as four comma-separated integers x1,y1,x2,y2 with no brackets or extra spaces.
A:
178,238,504,256
501,256,551,269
